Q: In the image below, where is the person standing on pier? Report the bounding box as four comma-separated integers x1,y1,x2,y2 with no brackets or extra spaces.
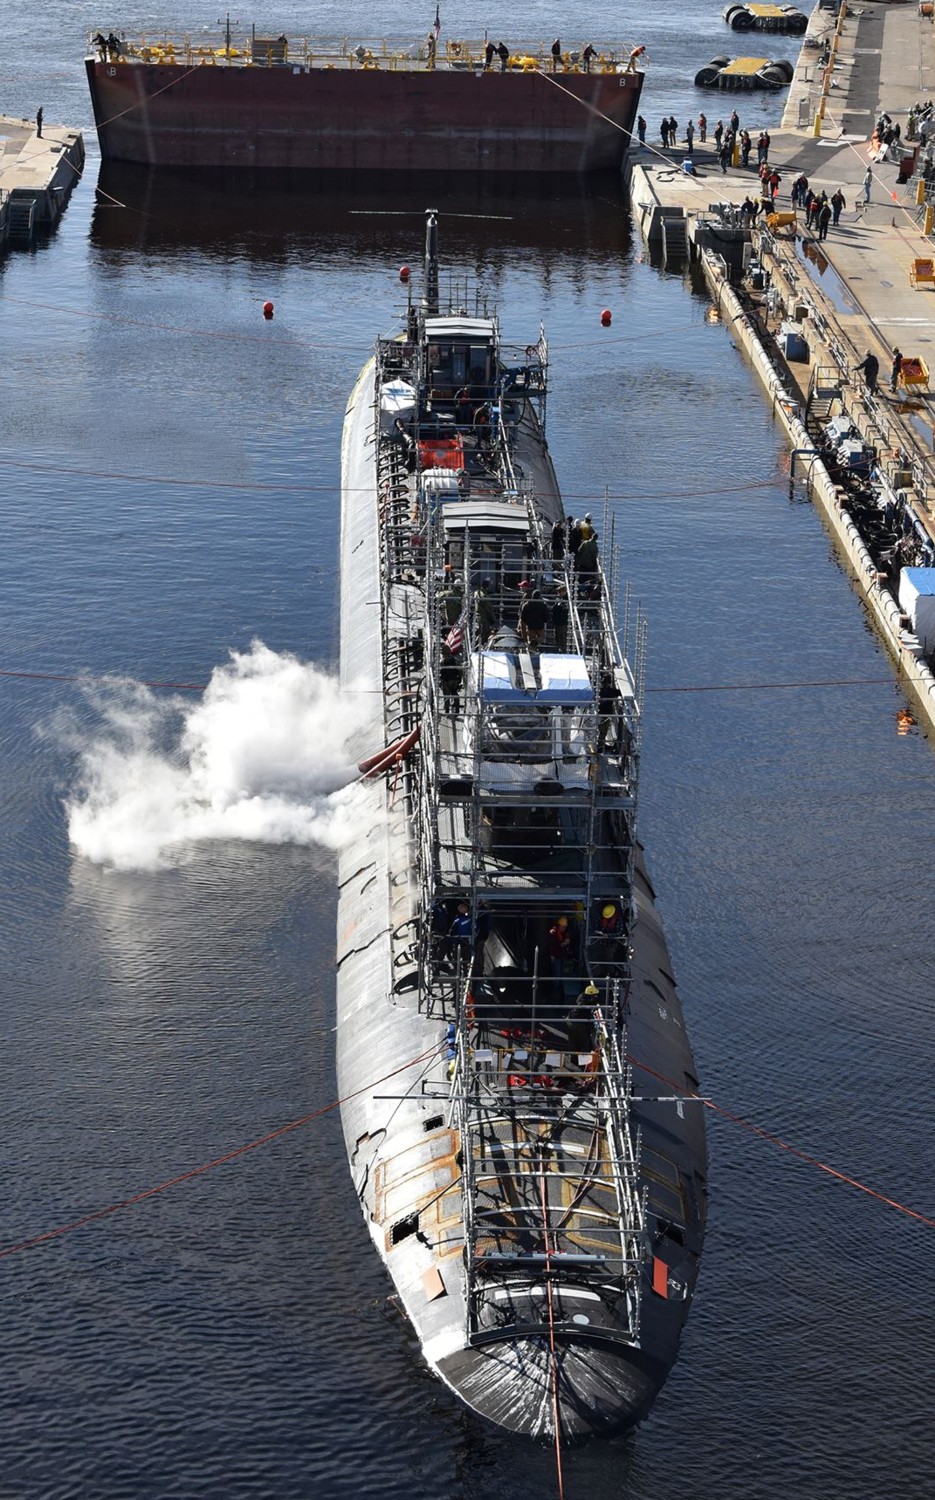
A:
686,120,694,154
817,199,832,240
637,115,647,145
740,130,751,167
862,166,873,203
714,120,724,151
854,350,880,394
729,108,740,136
668,115,678,148
35,106,43,139
660,118,670,147
698,112,707,142
891,348,903,392
756,131,767,164
831,187,846,224
718,141,731,174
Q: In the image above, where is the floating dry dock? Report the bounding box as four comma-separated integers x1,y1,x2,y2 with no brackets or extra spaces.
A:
0,115,84,246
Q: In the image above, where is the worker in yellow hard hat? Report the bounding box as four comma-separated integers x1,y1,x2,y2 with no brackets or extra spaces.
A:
568,981,600,1051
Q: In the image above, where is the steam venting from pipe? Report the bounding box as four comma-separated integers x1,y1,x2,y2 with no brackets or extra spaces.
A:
61,641,377,872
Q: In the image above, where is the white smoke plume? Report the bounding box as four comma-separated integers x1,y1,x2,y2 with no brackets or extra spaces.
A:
63,642,379,871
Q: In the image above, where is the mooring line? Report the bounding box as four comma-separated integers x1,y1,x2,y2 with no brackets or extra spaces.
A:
0,1044,442,1262
630,1054,935,1230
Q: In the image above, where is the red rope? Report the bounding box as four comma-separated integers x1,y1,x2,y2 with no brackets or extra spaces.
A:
539,1167,566,1500
629,1054,935,1230
0,668,204,691
0,1043,442,1261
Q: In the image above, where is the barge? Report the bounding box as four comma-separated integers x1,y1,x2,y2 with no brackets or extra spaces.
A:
84,30,644,173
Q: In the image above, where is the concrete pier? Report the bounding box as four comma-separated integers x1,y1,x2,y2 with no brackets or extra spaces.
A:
626,0,935,735
0,114,84,247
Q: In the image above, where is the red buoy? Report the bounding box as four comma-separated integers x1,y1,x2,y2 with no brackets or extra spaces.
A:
600,308,612,327
263,300,274,319
399,265,411,282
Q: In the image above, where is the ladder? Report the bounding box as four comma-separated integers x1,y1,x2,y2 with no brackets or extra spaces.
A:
7,198,36,243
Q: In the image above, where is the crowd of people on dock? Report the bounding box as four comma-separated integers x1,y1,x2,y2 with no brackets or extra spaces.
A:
642,103,864,243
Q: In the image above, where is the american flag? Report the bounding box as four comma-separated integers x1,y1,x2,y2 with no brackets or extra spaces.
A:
445,612,464,653
433,4,441,40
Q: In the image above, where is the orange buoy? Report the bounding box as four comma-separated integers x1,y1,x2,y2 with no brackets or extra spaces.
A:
600,308,612,327
262,300,274,319
399,265,411,282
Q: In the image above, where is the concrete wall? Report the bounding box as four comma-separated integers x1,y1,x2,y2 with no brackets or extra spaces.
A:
700,248,935,732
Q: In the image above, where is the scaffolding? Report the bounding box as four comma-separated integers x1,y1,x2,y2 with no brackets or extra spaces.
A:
372,303,648,1348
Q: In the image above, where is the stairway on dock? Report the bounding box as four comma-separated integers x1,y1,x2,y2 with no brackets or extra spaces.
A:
7,197,35,243
662,215,689,261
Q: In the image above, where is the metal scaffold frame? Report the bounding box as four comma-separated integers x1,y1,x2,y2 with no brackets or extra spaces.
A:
372,306,648,1350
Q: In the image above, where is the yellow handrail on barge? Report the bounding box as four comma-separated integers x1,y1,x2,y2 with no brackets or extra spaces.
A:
86,30,645,74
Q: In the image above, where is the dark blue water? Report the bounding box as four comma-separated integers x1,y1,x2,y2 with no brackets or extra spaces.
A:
2,6,935,1500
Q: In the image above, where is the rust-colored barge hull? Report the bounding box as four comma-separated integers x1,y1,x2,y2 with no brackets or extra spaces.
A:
84,59,642,172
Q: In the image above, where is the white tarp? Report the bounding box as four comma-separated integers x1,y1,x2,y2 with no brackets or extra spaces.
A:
474,652,593,704
898,567,935,652
379,379,417,432
537,654,594,704
477,652,515,701
423,470,461,500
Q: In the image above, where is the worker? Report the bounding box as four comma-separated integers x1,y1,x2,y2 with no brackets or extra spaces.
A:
497,41,509,71
550,37,562,72
551,585,569,652
582,43,596,73
854,350,879,394
473,578,498,642
891,347,903,392
567,983,599,1051
439,643,462,714
449,901,474,968
519,586,549,648
545,915,572,981
575,531,598,576
594,903,623,962
438,565,463,626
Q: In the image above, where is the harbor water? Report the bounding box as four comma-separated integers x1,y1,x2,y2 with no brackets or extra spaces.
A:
2,4,934,1498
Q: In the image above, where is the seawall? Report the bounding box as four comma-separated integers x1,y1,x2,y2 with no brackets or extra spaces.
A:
625,0,935,735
